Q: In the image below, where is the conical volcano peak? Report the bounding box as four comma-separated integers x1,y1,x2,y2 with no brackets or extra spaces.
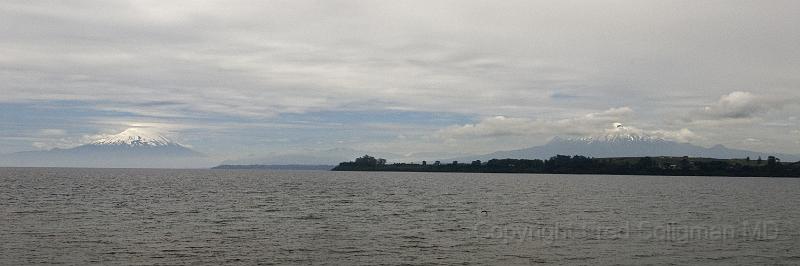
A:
91,128,174,147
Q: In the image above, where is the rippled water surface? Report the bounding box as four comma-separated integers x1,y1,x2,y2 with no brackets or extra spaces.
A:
2,168,800,265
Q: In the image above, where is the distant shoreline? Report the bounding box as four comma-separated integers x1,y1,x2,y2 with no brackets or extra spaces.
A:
332,155,800,177
212,164,334,171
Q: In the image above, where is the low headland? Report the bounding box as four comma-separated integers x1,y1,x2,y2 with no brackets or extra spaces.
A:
212,164,334,171
333,155,800,177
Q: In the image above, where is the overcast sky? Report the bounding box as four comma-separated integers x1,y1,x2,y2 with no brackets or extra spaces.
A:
2,0,799,160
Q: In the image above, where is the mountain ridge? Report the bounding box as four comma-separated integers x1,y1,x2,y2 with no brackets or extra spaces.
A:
447,134,800,163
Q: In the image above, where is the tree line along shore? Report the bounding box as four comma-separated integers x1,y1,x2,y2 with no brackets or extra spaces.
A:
332,155,800,177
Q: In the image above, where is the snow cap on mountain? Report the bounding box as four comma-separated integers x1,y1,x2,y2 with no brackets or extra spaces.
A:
91,128,174,147
564,123,663,143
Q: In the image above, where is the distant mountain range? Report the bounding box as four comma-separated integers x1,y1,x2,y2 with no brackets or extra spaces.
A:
3,127,797,169
221,130,800,167
0,129,212,168
449,133,800,163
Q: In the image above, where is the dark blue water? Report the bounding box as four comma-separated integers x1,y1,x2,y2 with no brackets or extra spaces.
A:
2,168,799,265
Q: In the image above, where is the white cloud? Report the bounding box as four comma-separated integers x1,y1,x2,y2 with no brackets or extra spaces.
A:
648,128,699,143
688,91,800,123
600,123,697,142
28,136,83,150
700,91,762,119
584,107,634,119
38,129,66,136
31,142,48,149
434,115,544,139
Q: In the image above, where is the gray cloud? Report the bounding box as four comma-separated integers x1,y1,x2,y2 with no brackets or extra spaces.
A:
4,1,797,115
2,1,800,155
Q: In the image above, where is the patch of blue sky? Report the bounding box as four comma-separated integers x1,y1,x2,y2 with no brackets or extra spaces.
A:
0,100,478,154
0,101,126,134
550,91,583,100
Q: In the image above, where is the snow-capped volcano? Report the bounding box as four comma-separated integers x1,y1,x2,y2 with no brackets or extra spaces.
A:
90,128,175,147
0,128,212,168
566,124,666,144
70,128,203,159
570,133,664,144
448,123,800,162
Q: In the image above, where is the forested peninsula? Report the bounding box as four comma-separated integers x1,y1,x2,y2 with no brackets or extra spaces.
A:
333,155,800,177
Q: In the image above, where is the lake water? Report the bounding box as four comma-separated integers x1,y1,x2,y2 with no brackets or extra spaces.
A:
2,168,800,265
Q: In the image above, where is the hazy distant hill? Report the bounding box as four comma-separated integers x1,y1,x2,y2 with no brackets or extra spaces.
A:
0,129,212,168
212,164,334,171
450,134,800,163
222,147,404,166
